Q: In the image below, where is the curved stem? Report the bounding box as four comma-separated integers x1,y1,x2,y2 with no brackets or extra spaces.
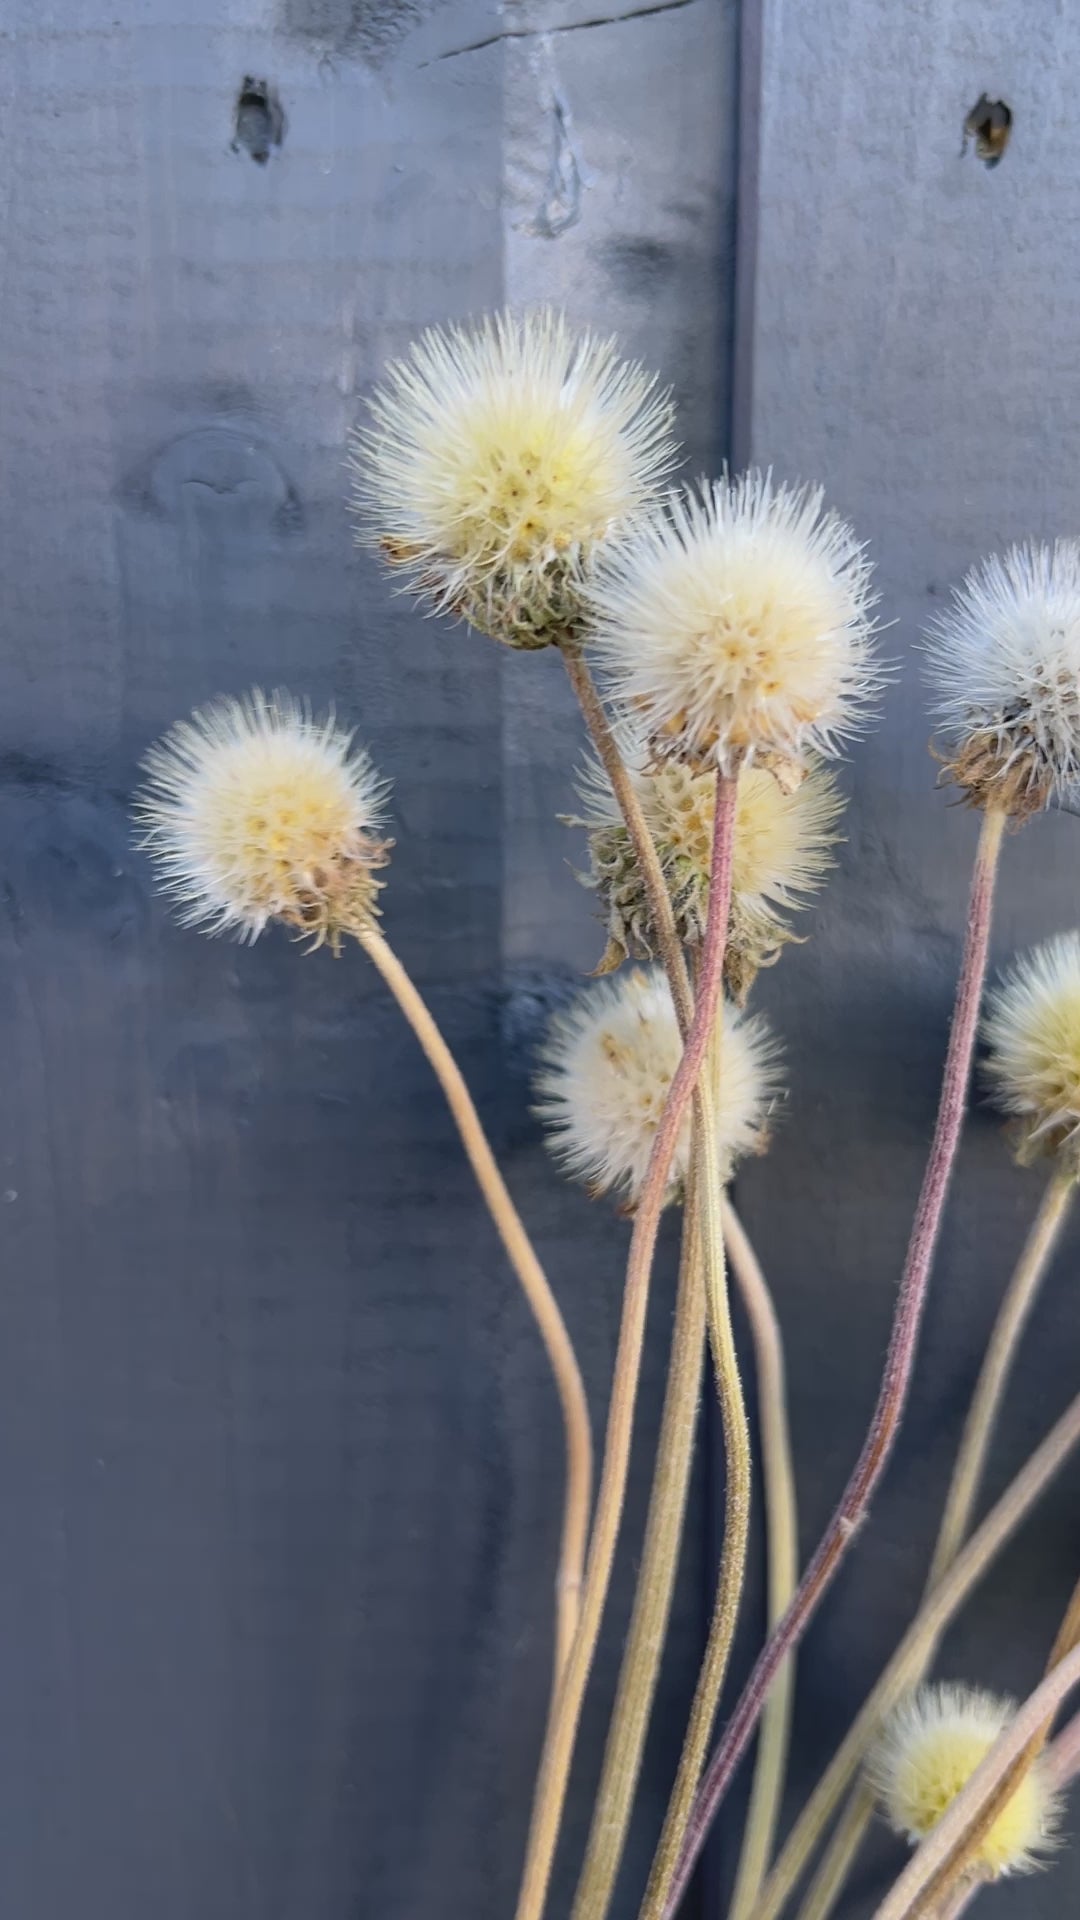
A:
794,1164,1075,1920
725,1197,799,1920
868,1640,1080,1920
921,1567,1080,1917
357,926,593,1680
942,1706,1080,1920
747,1387,1080,1920
663,807,1006,1918
928,1167,1075,1587
642,1044,751,1920
570,1173,707,1920
561,649,694,1033
512,768,740,1920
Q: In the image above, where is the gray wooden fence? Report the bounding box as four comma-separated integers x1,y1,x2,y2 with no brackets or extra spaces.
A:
2,2,1079,1917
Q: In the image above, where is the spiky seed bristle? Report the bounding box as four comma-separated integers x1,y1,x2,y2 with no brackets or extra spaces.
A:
868,1683,1061,1880
534,967,781,1206
134,689,391,948
925,541,1080,816
983,932,1080,1166
569,732,842,995
350,309,677,651
586,471,880,774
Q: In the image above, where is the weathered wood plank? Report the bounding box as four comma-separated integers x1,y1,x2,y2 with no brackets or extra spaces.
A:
0,2,738,1914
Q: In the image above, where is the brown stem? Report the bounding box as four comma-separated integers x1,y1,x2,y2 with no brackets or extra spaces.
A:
796,1166,1075,1920
943,1703,1080,1920
661,807,1007,1918
512,768,740,1920
357,926,593,1679
561,648,694,1033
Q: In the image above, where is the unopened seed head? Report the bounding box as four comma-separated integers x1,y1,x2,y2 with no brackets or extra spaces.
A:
983,932,1080,1167
571,727,842,997
586,471,879,776
534,967,781,1206
925,541,1080,817
134,690,391,948
351,309,677,651
868,1683,1061,1880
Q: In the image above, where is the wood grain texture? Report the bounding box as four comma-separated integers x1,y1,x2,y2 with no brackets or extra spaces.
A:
0,2,737,1916
730,4,1080,1916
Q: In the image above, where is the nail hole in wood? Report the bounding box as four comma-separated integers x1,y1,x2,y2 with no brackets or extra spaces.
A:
963,94,1012,168
233,78,286,165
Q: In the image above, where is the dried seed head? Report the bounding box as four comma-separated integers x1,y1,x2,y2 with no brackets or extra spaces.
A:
983,933,1080,1167
350,309,676,651
534,967,781,1207
134,690,391,948
586,471,880,776
868,1683,1061,1880
570,729,843,996
925,542,1080,817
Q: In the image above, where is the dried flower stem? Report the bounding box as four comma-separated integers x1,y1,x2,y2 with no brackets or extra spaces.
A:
641,1046,752,1920
558,649,746,1920
355,925,592,1680
868,1639,1080,1920
512,764,740,1920
662,807,1006,1918
561,649,695,1029
796,1163,1075,1920
929,1166,1076,1585
725,1195,799,1920
569,1168,707,1920
919,1568,1080,1919
946,1702,1080,1920
746,1385,1080,1920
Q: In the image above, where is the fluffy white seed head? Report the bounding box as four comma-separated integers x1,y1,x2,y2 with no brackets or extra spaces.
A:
571,727,842,996
868,1683,1061,1880
134,690,391,947
350,309,677,651
534,967,781,1206
586,472,879,776
983,933,1080,1167
925,541,1080,817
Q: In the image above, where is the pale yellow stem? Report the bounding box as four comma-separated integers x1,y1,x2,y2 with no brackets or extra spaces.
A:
869,1640,1080,1920
725,1196,799,1920
747,1387,1080,1920
569,1171,707,1920
640,1020,752,1920
357,926,593,1682
791,1168,1075,1920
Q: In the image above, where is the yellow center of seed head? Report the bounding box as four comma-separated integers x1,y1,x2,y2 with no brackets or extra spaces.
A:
894,1725,1044,1879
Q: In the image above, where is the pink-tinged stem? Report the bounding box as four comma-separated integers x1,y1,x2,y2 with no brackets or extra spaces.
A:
940,1701,1080,1920
660,806,1007,1918
512,768,740,1920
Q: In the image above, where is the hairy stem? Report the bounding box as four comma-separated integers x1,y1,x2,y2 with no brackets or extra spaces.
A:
928,1167,1075,1587
569,1170,707,1920
747,1386,1080,1920
561,649,694,1031
512,769,740,1920
795,1164,1075,1920
942,1705,1080,1920
662,807,1006,1917
725,1197,799,1920
869,1640,1080,1920
918,1567,1080,1918
357,927,593,1679
641,1040,751,1920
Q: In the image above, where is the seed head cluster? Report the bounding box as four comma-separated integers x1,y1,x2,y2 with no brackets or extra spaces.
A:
983,932,1080,1167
